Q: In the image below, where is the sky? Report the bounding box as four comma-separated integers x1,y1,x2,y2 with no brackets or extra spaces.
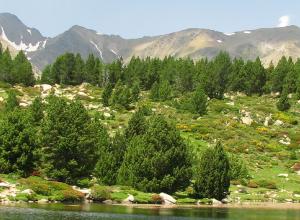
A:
0,0,299,38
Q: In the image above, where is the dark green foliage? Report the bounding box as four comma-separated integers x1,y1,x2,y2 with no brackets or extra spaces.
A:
90,185,111,202
0,49,13,83
11,51,35,86
40,96,107,184
111,82,132,109
29,97,44,124
124,109,147,140
94,132,126,185
131,81,140,102
150,80,172,101
118,115,192,193
276,91,291,111
5,90,19,111
202,51,231,99
228,154,249,180
0,49,34,86
101,83,113,106
0,109,38,176
194,142,230,200
191,85,207,115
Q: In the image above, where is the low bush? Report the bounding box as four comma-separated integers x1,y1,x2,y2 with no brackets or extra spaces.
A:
247,180,259,188
254,179,277,189
91,185,111,202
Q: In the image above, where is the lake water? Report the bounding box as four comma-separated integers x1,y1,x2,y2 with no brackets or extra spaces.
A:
0,203,300,220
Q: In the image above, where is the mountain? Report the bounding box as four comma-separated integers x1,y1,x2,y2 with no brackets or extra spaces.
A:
1,13,300,71
0,13,47,54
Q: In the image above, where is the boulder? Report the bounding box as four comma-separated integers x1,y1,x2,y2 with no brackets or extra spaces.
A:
226,102,235,106
40,84,52,92
279,135,291,145
21,189,34,195
103,199,113,204
212,199,222,205
221,198,231,204
122,194,134,204
291,163,300,172
264,114,272,126
277,173,288,178
103,112,111,118
274,120,283,126
159,193,176,205
78,91,88,97
0,182,10,188
241,116,253,125
37,199,48,204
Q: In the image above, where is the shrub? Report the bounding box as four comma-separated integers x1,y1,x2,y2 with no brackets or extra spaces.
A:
247,180,259,188
276,92,290,111
151,194,162,204
255,179,277,189
118,115,192,193
77,178,91,188
228,154,249,180
61,189,84,202
194,142,230,200
91,185,111,202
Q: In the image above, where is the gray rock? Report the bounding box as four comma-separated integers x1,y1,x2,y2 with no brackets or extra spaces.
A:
159,193,176,205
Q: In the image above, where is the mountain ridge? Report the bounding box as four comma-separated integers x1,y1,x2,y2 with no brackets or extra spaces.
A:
1,13,300,71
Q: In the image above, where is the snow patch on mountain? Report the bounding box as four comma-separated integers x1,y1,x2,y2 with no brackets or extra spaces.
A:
0,26,42,52
27,29,32,35
217,40,223,43
110,49,118,56
244,31,251,34
42,39,47,48
224,32,235,36
90,40,103,60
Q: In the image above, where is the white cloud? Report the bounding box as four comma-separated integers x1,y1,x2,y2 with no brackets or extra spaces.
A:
277,15,290,27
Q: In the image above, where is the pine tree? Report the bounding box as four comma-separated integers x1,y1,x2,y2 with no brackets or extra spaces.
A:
194,142,230,200
101,83,113,107
41,96,103,184
191,85,207,115
11,51,35,86
5,90,19,112
94,132,126,185
0,109,38,176
118,115,192,193
30,96,44,124
131,82,140,102
0,48,13,83
124,109,147,140
276,90,291,111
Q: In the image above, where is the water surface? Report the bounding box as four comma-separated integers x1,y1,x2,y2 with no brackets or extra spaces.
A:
0,203,300,220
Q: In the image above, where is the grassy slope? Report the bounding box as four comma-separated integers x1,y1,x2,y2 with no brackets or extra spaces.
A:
0,83,300,203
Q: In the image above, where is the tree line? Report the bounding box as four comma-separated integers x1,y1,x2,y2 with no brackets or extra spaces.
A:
40,51,300,99
0,44,35,86
0,91,249,200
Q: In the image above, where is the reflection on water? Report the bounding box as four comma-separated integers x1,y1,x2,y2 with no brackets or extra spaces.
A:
0,203,299,220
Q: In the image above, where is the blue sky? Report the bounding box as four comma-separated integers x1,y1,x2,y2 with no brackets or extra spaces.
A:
0,0,299,38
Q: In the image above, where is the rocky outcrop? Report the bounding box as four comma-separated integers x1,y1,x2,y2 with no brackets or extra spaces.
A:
122,194,135,204
159,193,176,205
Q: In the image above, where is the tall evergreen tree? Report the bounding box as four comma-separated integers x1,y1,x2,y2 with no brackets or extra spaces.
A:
0,109,38,176
101,83,113,107
191,85,208,115
194,142,230,200
5,90,19,112
118,115,192,193
276,90,291,111
41,96,103,184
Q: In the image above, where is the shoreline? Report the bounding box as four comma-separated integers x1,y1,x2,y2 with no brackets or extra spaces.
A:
2,201,300,210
